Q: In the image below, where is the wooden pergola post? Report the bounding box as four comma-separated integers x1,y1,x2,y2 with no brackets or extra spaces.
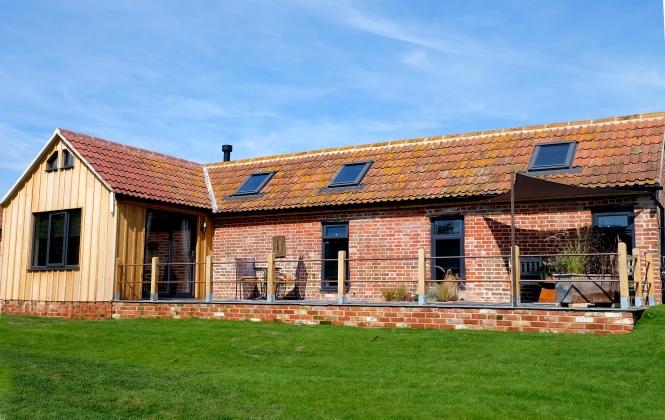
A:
205,255,213,303
646,252,656,305
512,245,521,306
632,249,642,307
114,258,122,301
338,250,347,304
150,256,159,301
267,252,276,302
418,248,427,305
618,242,629,308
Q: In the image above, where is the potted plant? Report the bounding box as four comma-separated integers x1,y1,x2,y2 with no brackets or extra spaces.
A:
547,227,620,306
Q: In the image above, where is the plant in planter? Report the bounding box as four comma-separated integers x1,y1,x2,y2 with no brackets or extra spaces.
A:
382,284,415,302
428,269,460,302
546,226,619,306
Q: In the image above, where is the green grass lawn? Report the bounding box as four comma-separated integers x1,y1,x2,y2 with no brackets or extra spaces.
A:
1,307,664,420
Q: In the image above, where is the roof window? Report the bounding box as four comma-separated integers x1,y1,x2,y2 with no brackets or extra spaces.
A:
46,152,58,171
233,171,275,195
528,141,577,171
329,161,373,187
62,150,74,169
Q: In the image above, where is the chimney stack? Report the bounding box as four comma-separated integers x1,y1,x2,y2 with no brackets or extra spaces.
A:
222,144,233,162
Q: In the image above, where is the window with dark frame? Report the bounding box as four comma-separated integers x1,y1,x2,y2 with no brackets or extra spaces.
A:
527,141,577,171
328,161,372,187
592,211,635,254
321,223,349,290
46,152,59,171
62,150,74,168
431,218,465,280
233,171,275,195
32,209,81,269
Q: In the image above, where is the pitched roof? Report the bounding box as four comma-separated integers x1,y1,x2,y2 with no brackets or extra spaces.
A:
58,129,211,209
205,113,665,213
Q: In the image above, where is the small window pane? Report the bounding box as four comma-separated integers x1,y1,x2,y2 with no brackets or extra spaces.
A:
532,143,572,168
433,220,463,235
63,150,74,167
330,162,371,186
33,214,49,266
46,152,58,170
47,213,66,265
67,210,81,265
324,225,348,238
596,215,629,228
235,172,273,195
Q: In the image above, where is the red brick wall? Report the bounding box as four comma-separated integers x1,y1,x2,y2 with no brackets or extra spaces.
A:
112,302,640,335
212,195,661,303
0,300,112,320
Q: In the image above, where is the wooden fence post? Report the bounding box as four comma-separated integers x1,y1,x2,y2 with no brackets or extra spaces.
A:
150,256,159,301
514,245,521,306
205,255,213,303
632,249,642,307
115,258,122,301
418,248,427,305
618,242,629,308
338,250,347,304
646,252,656,306
267,252,276,303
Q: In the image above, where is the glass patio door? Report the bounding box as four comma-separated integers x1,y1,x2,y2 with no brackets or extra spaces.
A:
143,210,198,298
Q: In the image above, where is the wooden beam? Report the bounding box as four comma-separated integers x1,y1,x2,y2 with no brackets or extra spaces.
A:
632,249,642,306
267,252,276,302
150,257,158,301
618,242,629,308
205,255,213,302
338,250,347,304
418,248,426,305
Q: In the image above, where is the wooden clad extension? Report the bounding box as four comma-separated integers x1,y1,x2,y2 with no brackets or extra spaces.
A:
0,138,117,302
115,200,213,300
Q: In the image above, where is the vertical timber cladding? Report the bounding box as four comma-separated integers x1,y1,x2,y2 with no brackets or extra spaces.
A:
115,201,213,300
0,138,117,302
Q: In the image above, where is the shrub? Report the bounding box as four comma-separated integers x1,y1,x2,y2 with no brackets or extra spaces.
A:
382,284,409,302
428,270,459,302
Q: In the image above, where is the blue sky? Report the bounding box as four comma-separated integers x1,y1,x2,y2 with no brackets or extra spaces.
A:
1,1,664,196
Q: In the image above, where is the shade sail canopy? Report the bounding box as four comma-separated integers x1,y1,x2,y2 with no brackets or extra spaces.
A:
489,173,647,202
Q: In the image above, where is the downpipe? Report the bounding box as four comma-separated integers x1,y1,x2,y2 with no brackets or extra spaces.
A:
651,188,665,304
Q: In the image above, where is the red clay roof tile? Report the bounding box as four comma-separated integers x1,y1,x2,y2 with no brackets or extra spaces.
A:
205,115,665,213
58,129,210,209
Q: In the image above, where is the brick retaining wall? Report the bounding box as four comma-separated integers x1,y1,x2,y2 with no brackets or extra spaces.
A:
111,301,641,335
0,300,113,320
0,299,643,334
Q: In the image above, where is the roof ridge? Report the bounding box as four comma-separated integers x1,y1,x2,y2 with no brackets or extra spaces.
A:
204,112,665,168
58,128,204,168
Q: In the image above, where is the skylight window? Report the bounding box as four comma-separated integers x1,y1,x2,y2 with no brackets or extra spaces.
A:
46,152,58,171
233,171,275,195
528,141,577,171
62,150,74,168
329,161,373,187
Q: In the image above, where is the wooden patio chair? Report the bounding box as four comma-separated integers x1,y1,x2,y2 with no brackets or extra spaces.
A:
276,255,305,300
235,257,265,300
